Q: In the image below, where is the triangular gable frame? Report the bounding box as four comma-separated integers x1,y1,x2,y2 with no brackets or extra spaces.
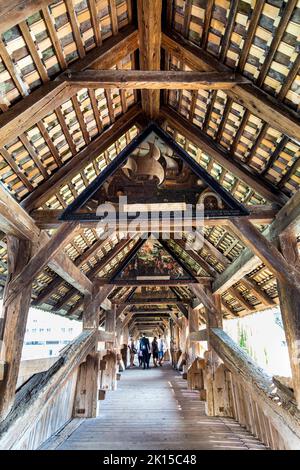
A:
108,235,198,285
60,121,249,221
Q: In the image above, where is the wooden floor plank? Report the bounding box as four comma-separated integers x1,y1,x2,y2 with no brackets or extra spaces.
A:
58,365,266,450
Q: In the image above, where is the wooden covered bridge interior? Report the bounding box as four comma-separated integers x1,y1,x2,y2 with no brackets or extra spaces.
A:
0,0,300,450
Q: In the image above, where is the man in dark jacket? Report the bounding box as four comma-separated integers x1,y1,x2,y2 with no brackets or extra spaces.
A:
139,333,151,369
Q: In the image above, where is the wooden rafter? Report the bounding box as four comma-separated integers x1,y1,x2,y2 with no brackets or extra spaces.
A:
0,184,92,295
21,104,142,212
161,31,300,142
160,106,287,206
213,190,300,294
0,26,139,147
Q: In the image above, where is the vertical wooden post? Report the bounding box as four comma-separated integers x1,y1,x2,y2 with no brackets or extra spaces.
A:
73,353,99,418
203,289,231,416
188,306,199,364
0,236,32,420
75,286,101,417
83,287,99,330
277,232,300,409
99,307,118,391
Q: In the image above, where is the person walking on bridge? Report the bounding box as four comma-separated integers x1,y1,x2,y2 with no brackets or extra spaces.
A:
157,334,165,367
140,333,151,369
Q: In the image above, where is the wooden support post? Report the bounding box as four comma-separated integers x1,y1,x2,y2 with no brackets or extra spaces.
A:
277,231,300,409
99,307,118,391
137,0,162,118
0,236,32,420
192,285,231,416
187,307,199,365
73,353,99,418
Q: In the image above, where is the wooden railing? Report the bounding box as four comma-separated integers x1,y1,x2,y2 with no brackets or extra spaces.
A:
0,329,97,450
209,328,300,450
186,328,300,449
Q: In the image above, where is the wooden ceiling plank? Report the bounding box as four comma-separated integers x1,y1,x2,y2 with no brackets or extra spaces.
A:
41,5,67,70
0,38,28,96
161,31,300,142
201,0,214,49
87,0,102,47
256,0,298,87
160,105,287,206
19,133,49,180
110,0,119,36
238,1,265,71
0,0,53,34
0,147,34,192
71,95,90,145
37,121,62,167
65,0,86,59
21,104,142,212
0,26,138,147
19,20,49,83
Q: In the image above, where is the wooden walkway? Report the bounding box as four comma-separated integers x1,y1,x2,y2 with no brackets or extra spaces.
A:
57,365,266,450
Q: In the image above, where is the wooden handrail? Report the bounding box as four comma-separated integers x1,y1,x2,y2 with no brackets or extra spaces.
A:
0,329,97,449
210,328,300,449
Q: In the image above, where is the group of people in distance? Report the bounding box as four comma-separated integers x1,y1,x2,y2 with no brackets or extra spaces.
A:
128,333,165,369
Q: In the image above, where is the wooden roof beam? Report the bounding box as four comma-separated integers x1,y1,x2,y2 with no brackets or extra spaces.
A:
213,189,300,294
0,0,53,34
162,31,300,143
21,104,142,212
64,70,247,90
160,105,288,206
0,26,139,147
137,0,162,118
0,184,92,295
31,205,278,229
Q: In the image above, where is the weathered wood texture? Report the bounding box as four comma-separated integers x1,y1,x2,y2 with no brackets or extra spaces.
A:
277,232,300,409
0,26,139,147
229,218,300,291
0,0,52,34
58,366,265,450
213,189,300,294
137,0,162,118
73,353,99,418
5,223,79,305
22,104,142,211
160,106,287,206
65,70,245,89
0,330,97,449
0,236,32,420
210,328,300,449
0,184,92,295
162,31,300,141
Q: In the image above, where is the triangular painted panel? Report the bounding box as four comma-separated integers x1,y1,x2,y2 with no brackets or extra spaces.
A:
111,237,195,282
60,122,249,221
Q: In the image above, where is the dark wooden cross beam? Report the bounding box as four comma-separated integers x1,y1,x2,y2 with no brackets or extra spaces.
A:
31,205,278,230
98,279,207,287
112,299,191,306
64,70,247,90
